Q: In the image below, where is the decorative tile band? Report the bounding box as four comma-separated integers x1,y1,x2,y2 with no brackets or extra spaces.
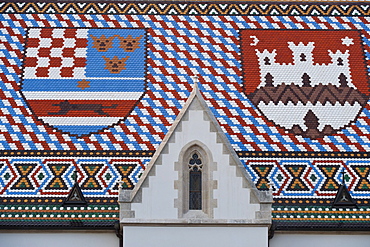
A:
0,197,119,205
0,157,148,196
0,150,154,157
2,155,370,202
272,205,370,222
2,150,369,158
0,2,370,16
242,157,370,198
238,152,370,158
273,198,370,206
0,204,119,223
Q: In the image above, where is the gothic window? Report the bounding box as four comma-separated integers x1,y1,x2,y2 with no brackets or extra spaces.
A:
189,153,202,210
178,143,214,218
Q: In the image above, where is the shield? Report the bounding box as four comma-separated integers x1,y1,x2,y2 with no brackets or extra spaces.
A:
241,30,369,139
21,28,147,136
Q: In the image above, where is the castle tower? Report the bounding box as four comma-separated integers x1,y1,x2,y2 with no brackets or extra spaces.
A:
329,50,350,67
255,41,354,88
255,49,277,67
288,41,315,65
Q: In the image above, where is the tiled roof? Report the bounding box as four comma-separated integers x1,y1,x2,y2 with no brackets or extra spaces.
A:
272,206,370,230
0,204,118,229
274,206,370,221
1,1,370,230
4,204,370,230
0,11,370,152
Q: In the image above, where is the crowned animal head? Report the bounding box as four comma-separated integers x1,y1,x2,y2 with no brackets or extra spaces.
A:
90,34,115,52
102,56,129,74
118,35,143,52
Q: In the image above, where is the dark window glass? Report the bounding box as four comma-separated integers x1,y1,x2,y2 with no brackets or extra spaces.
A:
189,153,202,210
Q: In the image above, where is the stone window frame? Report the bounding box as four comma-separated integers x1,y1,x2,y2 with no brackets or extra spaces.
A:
175,141,217,219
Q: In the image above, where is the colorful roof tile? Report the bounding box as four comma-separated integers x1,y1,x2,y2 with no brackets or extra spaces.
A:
1,0,370,230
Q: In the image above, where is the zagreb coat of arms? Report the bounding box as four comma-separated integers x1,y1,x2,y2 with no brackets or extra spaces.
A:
241,30,369,139
21,28,147,136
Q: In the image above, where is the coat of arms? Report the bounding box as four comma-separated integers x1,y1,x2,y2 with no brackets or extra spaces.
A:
241,30,369,139
21,28,147,136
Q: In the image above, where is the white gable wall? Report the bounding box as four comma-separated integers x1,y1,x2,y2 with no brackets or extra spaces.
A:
119,86,272,247
129,143,179,219
129,97,261,220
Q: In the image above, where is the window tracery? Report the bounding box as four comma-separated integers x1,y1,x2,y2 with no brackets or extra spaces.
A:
189,153,202,210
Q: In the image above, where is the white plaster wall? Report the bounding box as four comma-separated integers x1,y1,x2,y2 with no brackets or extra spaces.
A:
130,143,180,219
123,226,268,247
131,101,261,220
0,231,118,247
270,233,370,247
212,148,259,219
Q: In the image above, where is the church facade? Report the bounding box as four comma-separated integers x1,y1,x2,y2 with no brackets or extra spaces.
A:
1,1,370,246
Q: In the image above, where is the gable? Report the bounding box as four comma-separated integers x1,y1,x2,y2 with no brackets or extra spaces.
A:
119,84,272,223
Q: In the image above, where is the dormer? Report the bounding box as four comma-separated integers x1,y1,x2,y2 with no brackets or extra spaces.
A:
118,82,273,247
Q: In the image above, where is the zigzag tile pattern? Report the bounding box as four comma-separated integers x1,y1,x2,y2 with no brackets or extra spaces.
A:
243,157,370,199
0,157,147,196
1,14,370,151
2,155,370,202
0,2,370,16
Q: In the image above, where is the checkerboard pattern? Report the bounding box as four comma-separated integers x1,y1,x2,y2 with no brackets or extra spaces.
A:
23,28,88,79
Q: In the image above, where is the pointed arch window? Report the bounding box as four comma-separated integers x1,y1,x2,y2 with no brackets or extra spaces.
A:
189,153,202,210
177,143,214,218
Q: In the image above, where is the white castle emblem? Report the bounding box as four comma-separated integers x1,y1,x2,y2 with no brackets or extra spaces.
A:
248,41,369,139
255,42,355,88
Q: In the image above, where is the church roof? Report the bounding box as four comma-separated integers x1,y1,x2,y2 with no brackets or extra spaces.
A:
1,0,370,231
